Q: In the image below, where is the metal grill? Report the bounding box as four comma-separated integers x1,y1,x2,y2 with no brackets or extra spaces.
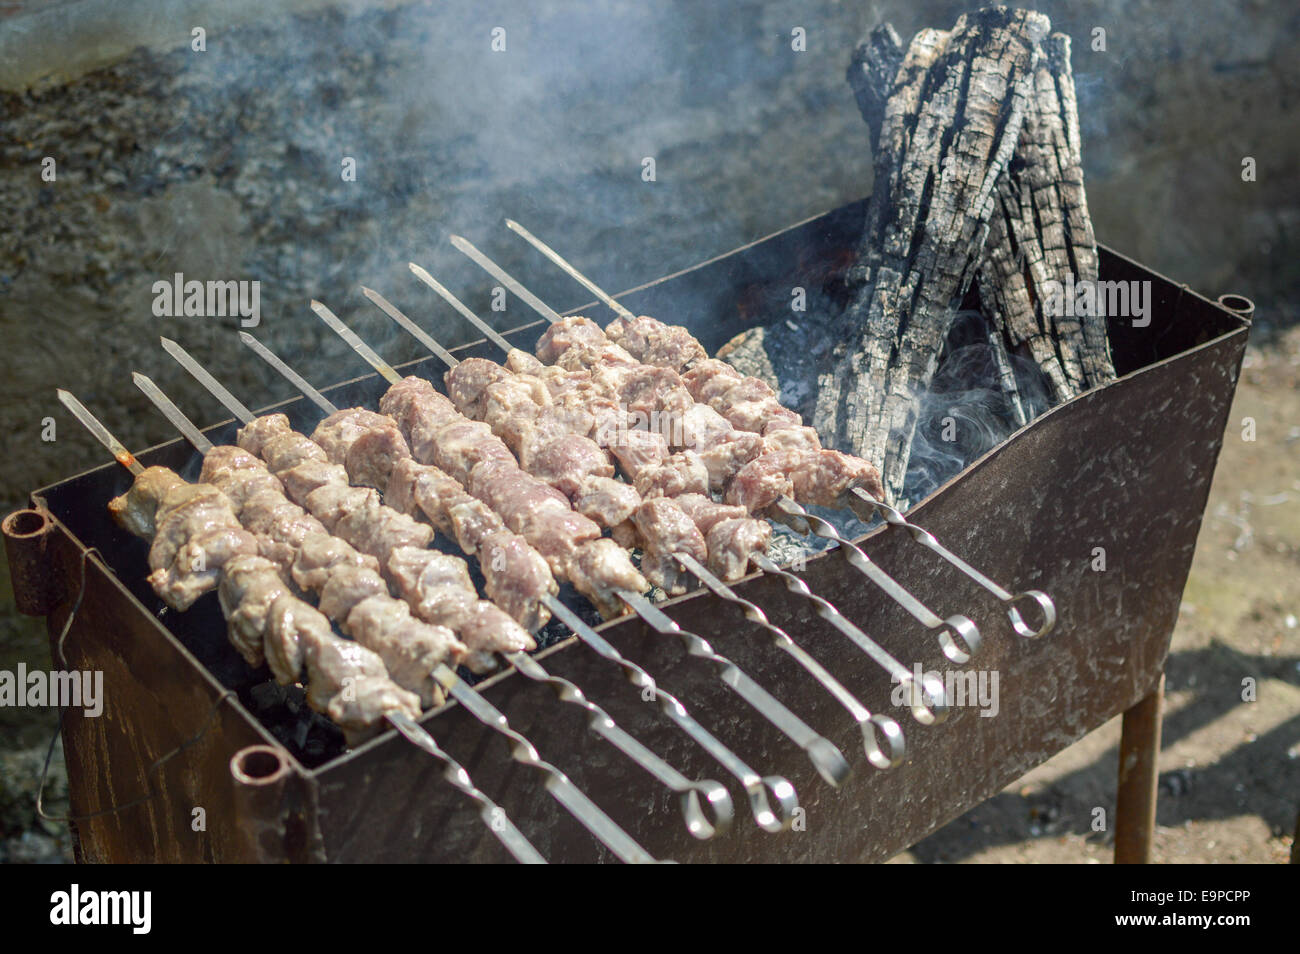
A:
5,199,1249,862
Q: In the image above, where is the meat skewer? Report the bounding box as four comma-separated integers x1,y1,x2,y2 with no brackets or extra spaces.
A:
152,353,734,841
58,388,546,865
371,285,932,752
406,242,950,712
160,344,554,640
131,373,670,860
234,334,803,831
309,300,854,789
449,233,982,666
503,219,1057,643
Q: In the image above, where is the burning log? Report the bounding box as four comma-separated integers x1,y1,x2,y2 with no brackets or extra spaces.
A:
818,7,1116,506
815,7,1047,505
976,33,1116,405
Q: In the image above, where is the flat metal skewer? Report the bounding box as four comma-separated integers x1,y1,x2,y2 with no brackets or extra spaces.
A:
347,293,851,786
505,218,636,321
63,386,546,864
674,552,905,768
162,341,734,841
473,227,988,663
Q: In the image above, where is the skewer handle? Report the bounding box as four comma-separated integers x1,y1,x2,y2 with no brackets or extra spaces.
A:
386,711,547,864
437,667,659,863
542,593,797,833
850,489,1057,639
675,552,905,771
617,589,852,789
774,499,981,665
504,651,734,840
750,553,950,727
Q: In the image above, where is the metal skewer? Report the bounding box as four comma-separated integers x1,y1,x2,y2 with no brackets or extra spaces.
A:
674,552,905,768
502,220,1056,644
59,387,547,865
158,344,734,840
334,297,851,786
380,281,939,740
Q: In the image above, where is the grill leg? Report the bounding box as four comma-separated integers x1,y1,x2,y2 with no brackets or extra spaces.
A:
1114,674,1164,864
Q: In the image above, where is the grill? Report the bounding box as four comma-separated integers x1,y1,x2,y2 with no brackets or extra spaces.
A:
5,197,1249,863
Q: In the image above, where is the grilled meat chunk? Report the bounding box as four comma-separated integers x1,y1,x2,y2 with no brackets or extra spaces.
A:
345,595,464,706
277,459,350,506
634,498,707,595
706,518,771,581
568,538,647,618
109,466,187,539
291,531,380,592
218,554,289,669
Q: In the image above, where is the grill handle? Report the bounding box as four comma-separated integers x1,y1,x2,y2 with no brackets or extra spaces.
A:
4,507,64,617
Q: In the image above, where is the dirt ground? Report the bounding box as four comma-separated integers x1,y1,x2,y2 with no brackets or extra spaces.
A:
890,326,1300,864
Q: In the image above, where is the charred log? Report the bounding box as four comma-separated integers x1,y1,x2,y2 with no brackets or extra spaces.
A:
976,33,1116,405
815,7,1048,505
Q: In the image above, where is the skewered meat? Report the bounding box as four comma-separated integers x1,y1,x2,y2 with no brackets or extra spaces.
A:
385,547,536,672
634,499,706,595
568,538,649,618
673,494,749,534
606,314,709,371
696,431,766,492
237,489,328,573
311,408,395,465
378,446,558,632
305,484,380,533
707,518,772,581
790,449,886,506
111,464,424,737
606,428,669,476
109,466,187,539
335,493,434,564
475,530,554,633
317,562,389,620
527,434,614,499
444,358,512,418
278,592,421,733
218,554,289,669
724,452,796,512
344,424,411,492
146,483,259,610
345,596,462,706
382,374,645,617
535,316,610,364
236,413,293,456
291,531,380,591
633,451,710,499
277,459,350,506
573,476,641,529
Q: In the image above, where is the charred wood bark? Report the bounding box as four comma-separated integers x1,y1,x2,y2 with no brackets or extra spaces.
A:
977,33,1116,404
815,7,1048,505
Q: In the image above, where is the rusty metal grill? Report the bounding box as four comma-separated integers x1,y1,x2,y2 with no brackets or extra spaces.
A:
5,198,1249,863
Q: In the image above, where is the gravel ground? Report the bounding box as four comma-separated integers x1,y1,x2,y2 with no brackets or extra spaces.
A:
0,0,1296,863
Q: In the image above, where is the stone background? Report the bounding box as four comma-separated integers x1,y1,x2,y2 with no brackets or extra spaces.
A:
1,0,1296,862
